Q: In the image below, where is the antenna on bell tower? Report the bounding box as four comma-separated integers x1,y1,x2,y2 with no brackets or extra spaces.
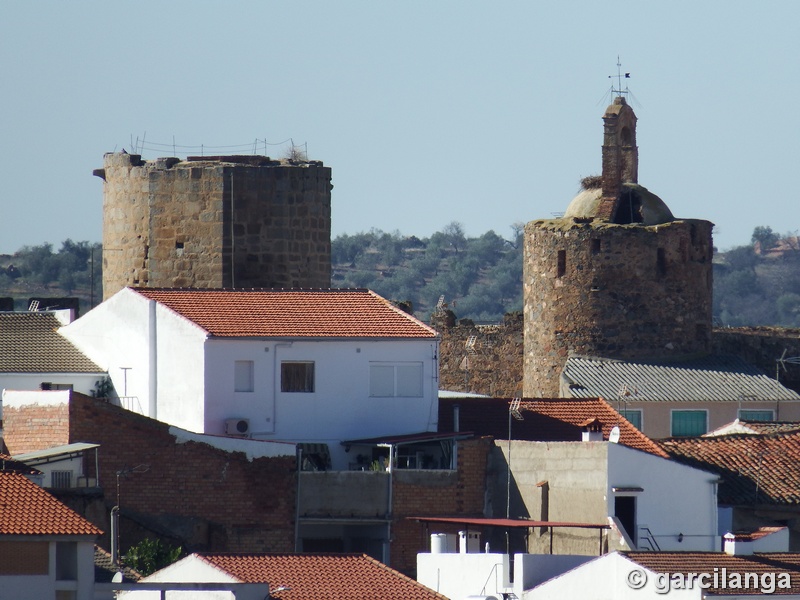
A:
608,55,631,98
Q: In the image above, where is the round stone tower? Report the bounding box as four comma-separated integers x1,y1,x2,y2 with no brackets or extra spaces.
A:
95,153,332,299
523,97,714,397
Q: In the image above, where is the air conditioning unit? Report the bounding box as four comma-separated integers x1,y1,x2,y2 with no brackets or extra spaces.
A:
225,418,250,436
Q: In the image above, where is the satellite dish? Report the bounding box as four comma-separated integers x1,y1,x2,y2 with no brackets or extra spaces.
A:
609,426,620,444
112,571,124,583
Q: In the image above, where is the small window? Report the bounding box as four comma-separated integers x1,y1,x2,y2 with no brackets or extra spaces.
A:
619,409,642,431
739,409,774,422
234,360,254,392
671,410,707,437
657,247,667,276
51,471,73,489
281,362,315,393
557,250,567,278
591,239,601,255
370,362,423,397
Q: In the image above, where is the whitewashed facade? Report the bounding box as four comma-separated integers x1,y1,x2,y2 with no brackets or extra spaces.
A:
61,288,440,469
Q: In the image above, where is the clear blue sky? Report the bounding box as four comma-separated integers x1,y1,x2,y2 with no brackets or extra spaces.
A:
2,2,798,255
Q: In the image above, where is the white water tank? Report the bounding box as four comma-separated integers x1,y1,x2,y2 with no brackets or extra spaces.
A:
459,530,481,554
431,533,457,553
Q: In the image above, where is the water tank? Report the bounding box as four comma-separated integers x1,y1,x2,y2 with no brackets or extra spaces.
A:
431,533,457,553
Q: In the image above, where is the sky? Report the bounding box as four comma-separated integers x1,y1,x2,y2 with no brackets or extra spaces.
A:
2,2,798,256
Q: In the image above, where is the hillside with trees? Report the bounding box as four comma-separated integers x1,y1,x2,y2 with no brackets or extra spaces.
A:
1,224,798,327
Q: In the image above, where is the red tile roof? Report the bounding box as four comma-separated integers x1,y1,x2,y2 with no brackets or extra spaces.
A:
194,553,448,599
438,397,668,457
726,526,787,542
625,552,800,594
660,432,800,505
0,453,43,476
131,288,438,339
0,472,102,536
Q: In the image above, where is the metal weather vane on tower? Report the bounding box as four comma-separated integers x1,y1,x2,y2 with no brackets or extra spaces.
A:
609,56,631,97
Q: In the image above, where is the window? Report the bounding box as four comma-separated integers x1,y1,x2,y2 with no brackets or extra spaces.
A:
739,409,774,422
51,471,73,489
234,360,254,392
370,362,423,397
671,410,707,437
281,362,315,393
56,541,78,581
619,409,642,431
557,250,567,278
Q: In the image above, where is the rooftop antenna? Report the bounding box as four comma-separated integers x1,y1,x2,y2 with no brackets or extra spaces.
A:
776,349,800,382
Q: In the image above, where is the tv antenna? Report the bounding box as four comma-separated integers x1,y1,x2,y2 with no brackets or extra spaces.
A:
776,349,800,382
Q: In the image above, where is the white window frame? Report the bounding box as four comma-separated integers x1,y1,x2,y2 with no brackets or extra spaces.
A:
234,360,254,392
369,362,424,398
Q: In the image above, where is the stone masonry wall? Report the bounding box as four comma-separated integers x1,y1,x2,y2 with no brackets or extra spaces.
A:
434,312,524,397
99,153,331,299
523,218,714,397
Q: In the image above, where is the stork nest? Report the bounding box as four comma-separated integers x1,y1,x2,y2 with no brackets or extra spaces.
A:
581,175,603,190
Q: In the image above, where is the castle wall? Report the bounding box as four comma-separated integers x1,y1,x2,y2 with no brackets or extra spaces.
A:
523,219,714,397
99,153,331,299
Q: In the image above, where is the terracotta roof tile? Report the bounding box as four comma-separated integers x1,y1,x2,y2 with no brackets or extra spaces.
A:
726,526,788,542
0,312,103,373
195,553,448,599
0,453,43,476
660,432,800,505
0,472,102,536
625,551,800,594
438,397,668,457
131,288,438,339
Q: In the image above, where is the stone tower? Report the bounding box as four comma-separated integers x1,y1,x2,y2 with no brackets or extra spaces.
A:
523,97,714,397
95,153,332,300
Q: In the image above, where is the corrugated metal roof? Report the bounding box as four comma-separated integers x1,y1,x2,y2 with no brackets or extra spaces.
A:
13,442,99,463
0,312,103,373
409,516,610,529
563,355,800,402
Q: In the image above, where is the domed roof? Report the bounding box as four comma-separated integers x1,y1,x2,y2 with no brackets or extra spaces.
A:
563,182,674,225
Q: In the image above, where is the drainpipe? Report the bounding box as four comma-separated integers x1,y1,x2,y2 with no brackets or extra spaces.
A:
381,443,395,565
453,404,459,470
148,300,157,419
294,447,303,552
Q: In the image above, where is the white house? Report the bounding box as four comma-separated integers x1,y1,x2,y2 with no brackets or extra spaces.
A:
0,471,101,600
60,288,440,470
525,550,800,598
0,310,105,396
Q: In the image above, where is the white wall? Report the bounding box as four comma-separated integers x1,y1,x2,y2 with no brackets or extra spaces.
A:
0,372,102,396
0,539,96,600
417,552,510,599
203,338,438,451
607,444,718,551
61,289,208,426
524,553,699,600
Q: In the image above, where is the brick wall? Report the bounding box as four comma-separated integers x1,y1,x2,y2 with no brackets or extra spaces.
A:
8,393,297,555
391,437,492,575
3,403,71,453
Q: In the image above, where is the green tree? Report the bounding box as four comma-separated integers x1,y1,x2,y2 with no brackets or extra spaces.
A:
123,538,182,576
751,226,779,251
